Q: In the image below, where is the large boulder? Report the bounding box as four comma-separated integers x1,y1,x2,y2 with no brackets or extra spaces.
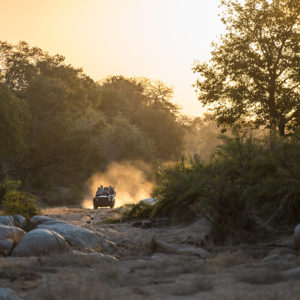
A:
0,288,22,300
32,216,116,253
0,215,25,227
0,225,26,256
12,228,69,257
294,223,300,251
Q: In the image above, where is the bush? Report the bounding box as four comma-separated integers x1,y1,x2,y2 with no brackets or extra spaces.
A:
153,130,300,243
122,202,154,221
2,191,40,218
151,157,208,223
0,178,21,206
0,178,40,218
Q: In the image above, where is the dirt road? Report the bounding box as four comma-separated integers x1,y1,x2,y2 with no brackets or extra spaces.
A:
1,207,300,300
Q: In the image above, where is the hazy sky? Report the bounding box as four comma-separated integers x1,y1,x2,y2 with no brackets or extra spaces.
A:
0,0,225,116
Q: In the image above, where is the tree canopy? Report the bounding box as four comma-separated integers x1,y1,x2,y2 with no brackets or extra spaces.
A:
0,41,186,203
193,0,300,135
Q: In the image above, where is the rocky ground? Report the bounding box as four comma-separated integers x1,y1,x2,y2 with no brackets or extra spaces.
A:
1,207,300,300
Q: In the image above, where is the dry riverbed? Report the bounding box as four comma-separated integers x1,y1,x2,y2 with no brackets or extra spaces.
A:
1,207,300,300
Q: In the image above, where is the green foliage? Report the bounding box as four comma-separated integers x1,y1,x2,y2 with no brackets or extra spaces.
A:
152,157,209,223
122,202,154,221
193,0,300,136
100,76,184,160
0,178,21,206
0,42,185,203
153,130,300,243
0,86,30,160
0,178,40,218
100,115,156,162
2,191,40,219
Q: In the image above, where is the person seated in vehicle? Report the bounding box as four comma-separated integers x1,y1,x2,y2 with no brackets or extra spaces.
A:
109,186,116,197
103,187,110,195
107,186,115,202
96,185,104,196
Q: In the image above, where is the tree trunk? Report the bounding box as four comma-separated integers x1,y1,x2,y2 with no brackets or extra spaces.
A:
278,119,286,136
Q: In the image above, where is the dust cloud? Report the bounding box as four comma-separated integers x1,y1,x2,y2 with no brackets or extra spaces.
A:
82,161,154,209
184,117,222,162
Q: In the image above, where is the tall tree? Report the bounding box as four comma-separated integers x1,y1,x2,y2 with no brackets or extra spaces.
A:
0,41,104,185
193,0,300,135
0,86,30,179
100,76,184,160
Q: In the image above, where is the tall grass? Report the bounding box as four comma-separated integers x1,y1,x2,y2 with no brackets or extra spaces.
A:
152,130,300,243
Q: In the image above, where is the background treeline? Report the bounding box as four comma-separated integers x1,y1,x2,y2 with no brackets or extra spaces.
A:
0,41,197,207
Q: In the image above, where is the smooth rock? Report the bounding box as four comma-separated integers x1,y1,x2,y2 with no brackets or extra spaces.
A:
0,225,26,256
12,228,69,257
32,216,117,253
0,215,25,227
0,288,22,300
0,239,14,256
281,267,300,280
294,223,300,250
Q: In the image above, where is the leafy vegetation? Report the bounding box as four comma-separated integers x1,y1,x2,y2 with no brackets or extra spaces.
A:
0,178,40,218
122,202,154,221
119,0,300,244
0,0,299,249
152,131,300,243
0,42,185,206
193,0,300,136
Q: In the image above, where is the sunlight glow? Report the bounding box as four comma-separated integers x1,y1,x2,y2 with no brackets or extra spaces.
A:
0,0,225,116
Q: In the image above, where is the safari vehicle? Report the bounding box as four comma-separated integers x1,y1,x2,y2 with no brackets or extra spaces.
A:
93,186,116,209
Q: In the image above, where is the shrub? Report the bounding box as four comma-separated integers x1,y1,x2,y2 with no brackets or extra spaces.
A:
153,130,300,243
151,157,208,223
0,178,40,218
122,202,154,221
0,178,21,206
2,190,40,218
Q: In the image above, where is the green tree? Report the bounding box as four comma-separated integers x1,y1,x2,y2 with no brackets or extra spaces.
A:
0,86,30,179
193,0,300,136
100,116,155,162
23,59,104,186
0,41,63,93
0,41,105,188
100,76,184,160
133,107,184,160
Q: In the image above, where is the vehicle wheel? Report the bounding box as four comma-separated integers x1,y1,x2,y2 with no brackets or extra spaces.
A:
110,202,115,209
93,200,97,210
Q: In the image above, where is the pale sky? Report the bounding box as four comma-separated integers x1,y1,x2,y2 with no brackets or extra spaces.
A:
0,0,225,116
